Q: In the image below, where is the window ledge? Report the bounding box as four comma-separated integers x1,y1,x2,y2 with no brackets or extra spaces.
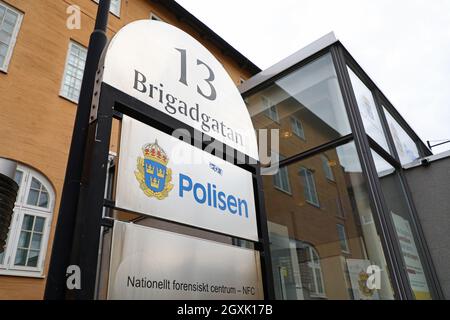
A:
274,186,292,196
0,269,45,279
59,94,79,105
306,200,320,208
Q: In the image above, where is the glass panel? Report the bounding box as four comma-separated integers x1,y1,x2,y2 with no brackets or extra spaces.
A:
14,248,27,266
383,107,420,165
30,177,41,190
62,42,87,102
337,224,349,252
27,250,39,267
22,215,34,231
372,150,433,300
14,170,23,187
38,191,49,208
34,217,45,233
0,30,11,45
26,189,39,206
30,233,42,250
347,67,390,153
0,41,8,56
17,231,31,248
4,11,18,26
265,142,395,299
110,0,121,15
0,6,6,21
246,53,351,158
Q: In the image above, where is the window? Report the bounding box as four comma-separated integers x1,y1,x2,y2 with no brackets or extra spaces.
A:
347,67,390,153
273,155,291,194
372,150,432,299
383,106,420,165
0,1,23,72
60,41,87,103
150,12,163,21
321,155,335,181
303,245,325,297
0,165,54,277
337,224,350,253
291,117,305,140
246,53,351,159
93,0,121,16
299,167,319,206
262,96,279,122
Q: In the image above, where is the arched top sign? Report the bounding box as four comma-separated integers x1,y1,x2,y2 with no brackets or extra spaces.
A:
101,20,259,160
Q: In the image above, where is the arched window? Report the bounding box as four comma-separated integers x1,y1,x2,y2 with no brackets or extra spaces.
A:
298,243,326,298
0,164,54,276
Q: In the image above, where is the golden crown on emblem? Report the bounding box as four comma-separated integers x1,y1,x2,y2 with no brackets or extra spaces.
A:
142,140,169,165
150,177,160,189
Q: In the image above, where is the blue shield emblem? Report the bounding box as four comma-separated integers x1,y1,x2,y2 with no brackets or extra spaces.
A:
144,159,167,193
135,140,173,200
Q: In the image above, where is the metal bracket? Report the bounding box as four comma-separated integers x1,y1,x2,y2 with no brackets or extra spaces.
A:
89,66,104,124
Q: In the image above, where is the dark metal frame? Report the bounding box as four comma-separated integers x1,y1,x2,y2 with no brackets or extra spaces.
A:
240,36,444,299
68,82,276,299
341,45,444,299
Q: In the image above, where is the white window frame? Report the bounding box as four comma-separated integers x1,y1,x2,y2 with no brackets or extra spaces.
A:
0,1,23,73
291,117,305,140
262,96,279,122
93,0,121,17
150,12,163,21
0,165,54,277
273,154,291,194
299,167,319,207
305,245,326,298
337,224,350,253
321,154,335,181
59,40,87,103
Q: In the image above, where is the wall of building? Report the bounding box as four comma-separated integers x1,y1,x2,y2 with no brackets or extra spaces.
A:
405,153,450,299
0,0,254,299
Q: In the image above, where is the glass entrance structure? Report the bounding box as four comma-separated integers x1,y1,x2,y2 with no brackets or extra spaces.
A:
240,33,443,300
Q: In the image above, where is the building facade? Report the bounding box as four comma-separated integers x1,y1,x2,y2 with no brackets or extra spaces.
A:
0,0,257,299
241,33,444,300
0,0,445,300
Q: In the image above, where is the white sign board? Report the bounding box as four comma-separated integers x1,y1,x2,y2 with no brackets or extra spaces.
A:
115,115,259,241
107,221,263,300
102,20,259,160
392,212,431,300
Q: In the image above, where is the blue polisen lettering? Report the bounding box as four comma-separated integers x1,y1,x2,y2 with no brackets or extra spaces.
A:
212,184,217,208
217,192,226,211
178,173,250,218
194,183,206,204
238,199,248,218
227,195,237,214
179,173,192,197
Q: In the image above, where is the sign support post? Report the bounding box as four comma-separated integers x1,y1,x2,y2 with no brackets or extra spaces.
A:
69,87,115,300
44,0,111,300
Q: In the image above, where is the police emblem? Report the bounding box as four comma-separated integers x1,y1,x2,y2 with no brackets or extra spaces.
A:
135,140,173,200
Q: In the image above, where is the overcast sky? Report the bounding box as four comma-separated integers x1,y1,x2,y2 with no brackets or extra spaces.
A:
177,0,450,154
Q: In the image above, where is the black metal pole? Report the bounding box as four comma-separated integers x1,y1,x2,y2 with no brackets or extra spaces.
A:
69,86,114,300
44,0,111,300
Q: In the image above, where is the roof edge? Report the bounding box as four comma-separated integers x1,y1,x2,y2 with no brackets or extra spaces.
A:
150,0,261,75
239,32,338,94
